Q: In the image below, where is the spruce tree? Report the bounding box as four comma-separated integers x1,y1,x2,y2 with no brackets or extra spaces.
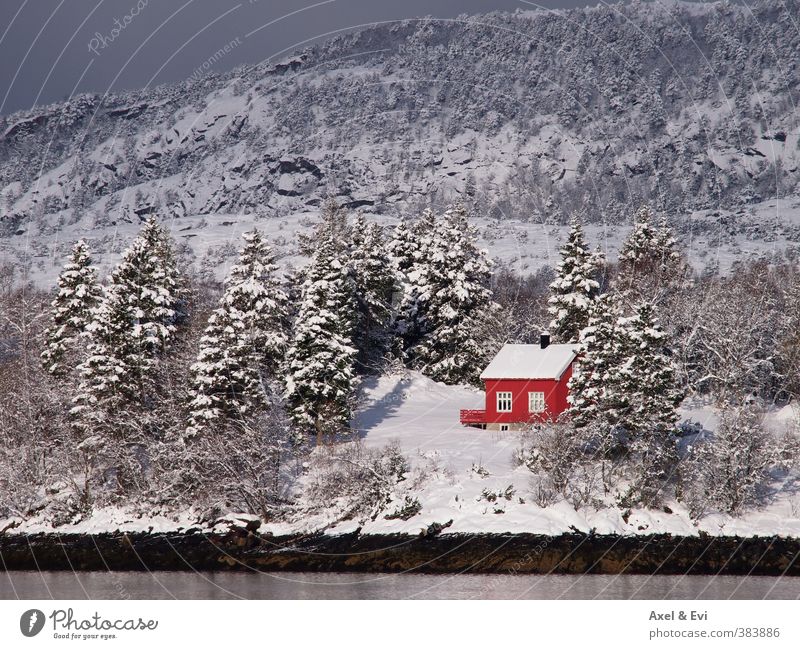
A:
617,206,684,300
569,296,681,503
548,219,603,343
568,292,628,433
72,218,183,435
410,205,496,385
393,209,437,354
616,303,682,438
285,231,357,441
350,219,396,371
187,230,288,436
298,197,351,257
41,240,101,376
616,302,682,504
386,218,417,278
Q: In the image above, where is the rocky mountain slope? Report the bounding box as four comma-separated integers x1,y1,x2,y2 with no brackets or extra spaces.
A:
1,0,800,281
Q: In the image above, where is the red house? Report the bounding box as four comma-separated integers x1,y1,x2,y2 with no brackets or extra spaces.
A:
460,334,579,431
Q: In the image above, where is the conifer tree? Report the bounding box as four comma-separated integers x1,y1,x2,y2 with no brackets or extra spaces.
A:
569,297,682,503
393,209,437,353
350,219,396,370
72,218,183,435
568,292,627,432
41,240,101,376
386,218,417,278
410,205,496,385
616,302,682,504
617,206,684,300
616,303,682,438
548,219,603,343
298,197,351,257
187,230,289,436
285,230,357,441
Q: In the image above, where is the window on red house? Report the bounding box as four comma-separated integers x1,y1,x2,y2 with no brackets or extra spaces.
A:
528,391,545,413
496,391,512,412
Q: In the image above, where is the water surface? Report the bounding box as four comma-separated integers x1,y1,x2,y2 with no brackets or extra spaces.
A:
2,571,799,599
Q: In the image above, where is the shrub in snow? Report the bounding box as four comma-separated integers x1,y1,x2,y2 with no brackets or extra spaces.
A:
515,420,603,510
384,495,422,521
180,406,306,520
303,441,410,524
680,398,778,517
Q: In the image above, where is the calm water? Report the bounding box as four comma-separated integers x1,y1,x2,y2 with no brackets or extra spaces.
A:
1,572,799,599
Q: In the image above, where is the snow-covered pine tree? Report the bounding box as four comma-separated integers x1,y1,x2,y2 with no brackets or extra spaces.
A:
410,205,497,385
350,219,396,371
568,292,628,434
392,209,438,354
41,240,101,376
72,218,183,436
616,302,682,505
616,303,682,436
285,229,357,441
617,206,684,300
386,218,417,278
569,296,681,501
187,229,289,436
547,218,603,343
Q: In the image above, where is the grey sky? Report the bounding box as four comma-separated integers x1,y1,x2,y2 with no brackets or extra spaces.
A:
0,0,602,115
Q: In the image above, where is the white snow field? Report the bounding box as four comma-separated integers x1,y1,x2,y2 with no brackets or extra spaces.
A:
337,372,800,538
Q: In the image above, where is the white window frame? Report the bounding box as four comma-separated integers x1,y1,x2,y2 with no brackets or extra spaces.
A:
496,391,513,413
499,424,510,432
528,391,546,413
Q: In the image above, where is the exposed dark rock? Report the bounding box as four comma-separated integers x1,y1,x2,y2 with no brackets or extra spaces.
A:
2,532,799,575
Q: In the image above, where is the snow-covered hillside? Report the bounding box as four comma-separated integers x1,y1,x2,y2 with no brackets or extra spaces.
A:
8,371,800,538
2,0,800,284
5,197,800,289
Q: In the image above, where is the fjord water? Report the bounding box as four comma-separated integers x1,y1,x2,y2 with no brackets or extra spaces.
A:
2,572,799,599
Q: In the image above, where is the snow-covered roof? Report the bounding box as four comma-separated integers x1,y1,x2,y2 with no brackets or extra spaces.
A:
480,343,579,381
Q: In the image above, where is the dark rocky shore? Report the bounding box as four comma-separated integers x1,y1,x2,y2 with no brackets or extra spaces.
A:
2,527,800,575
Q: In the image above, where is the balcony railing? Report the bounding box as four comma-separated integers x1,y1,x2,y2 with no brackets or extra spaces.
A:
460,409,487,425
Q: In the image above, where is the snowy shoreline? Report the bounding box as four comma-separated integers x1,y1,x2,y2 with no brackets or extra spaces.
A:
2,529,800,576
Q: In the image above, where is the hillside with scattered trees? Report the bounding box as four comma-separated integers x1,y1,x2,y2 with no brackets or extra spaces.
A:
2,1,800,284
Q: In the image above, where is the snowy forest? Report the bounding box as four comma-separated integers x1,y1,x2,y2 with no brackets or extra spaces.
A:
1,199,800,532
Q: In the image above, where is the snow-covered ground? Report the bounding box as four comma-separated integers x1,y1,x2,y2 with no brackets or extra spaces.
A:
333,372,800,538
5,373,800,538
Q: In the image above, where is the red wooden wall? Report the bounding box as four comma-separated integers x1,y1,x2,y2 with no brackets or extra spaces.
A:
483,362,574,424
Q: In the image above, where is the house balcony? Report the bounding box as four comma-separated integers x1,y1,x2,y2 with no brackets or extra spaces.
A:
460,409,487,426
